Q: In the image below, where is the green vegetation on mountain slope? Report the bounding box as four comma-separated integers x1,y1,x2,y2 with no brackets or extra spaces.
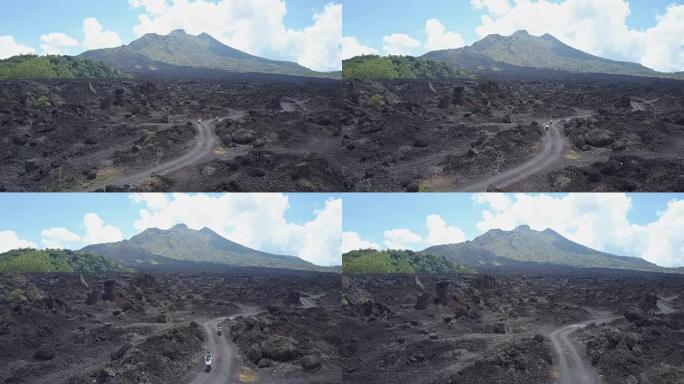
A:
421,30,673,78
424,225,668,272
0,249,128,273
342,249,471,274
79,29,335,78
81,224,333,272
343,55,471,80
0,55,130,80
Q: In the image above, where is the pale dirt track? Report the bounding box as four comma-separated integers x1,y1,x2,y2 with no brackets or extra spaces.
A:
456,117,567,192
550,295,678,384
189,305,263,384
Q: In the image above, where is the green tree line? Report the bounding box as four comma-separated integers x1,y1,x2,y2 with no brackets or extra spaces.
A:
0,55,130,80
342,55,470,80
0,248,128,273
342,249,471,274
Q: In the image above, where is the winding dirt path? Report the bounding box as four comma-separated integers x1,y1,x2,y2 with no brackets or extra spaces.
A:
657,295,679,314
189,305,264,384
456,117,568,192
91,118,217,190
550,296,677,384
549,309,618,384
298,292,326,309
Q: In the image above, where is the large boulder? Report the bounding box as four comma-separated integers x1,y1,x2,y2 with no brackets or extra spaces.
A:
453,86,465,105
85,290,100,305
102,280,116,301
261,336,299,362
415,293,430,310
585,129,614,147
33,344,55,361
301,354,321,370
493,322,507,334
247,344,263,364
435,281,449,306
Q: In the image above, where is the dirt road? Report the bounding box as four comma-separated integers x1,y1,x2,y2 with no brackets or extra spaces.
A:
90,118,218,190
457,118,567,192
549,309,618,384
550,295,677,384
298,292,326,309
189,305,263,384
657,295,679,314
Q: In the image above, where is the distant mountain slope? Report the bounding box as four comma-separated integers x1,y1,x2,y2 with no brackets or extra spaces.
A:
424,225,671,273
422,30,672,79
80,224,329,272
79,29,329,78
342,249,471,274
0,249,127,273
0,55,130,80
342,55,470,80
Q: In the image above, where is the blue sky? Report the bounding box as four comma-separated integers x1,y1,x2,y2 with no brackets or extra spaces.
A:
0,0,342,71
0,193,343,266
342,193,684,267
342,0,684,72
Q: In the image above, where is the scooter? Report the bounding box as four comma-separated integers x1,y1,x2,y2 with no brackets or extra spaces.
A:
205,352,213,372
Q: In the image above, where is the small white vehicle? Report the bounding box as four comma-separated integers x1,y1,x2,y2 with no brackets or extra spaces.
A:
205,351,213,372
545,122,551,131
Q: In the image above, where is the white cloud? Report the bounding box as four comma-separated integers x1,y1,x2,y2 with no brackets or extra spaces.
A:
130,193,341,266
299,199,342,266
425,214,465,246
291,3,342,72
0,231,37,252
129,0,169,15
82,17,123,50
471,0,511,17
341,231,380,253
382,33,422,55
384,228,423,250
471,0,684,72
129,0,342,71
41,227,80,249
424,18,465,51
0,35,35,59
341,36,378,60
473,193,513,212
474,194,684,268
40,32,79,55
638,200,684,268
130,193,169,211
83,213,124,245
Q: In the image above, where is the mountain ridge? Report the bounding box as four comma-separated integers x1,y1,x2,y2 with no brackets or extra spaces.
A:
420,30,681,80
80,224,334,272
423,225,675,273
79,29,333,78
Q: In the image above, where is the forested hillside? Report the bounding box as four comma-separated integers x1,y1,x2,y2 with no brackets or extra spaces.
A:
343,55,470,80
0,249,128,273
342,249,471,274
0,55,130,80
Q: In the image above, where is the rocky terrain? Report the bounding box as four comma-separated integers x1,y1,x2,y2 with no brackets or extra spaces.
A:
2,75,682,192
0,270,341,384
341,272,684,384
0,77,343,192
343,78,684,192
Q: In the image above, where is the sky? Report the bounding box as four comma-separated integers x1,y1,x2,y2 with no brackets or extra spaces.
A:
342,193,684,268
342,0,684,73
0,193,342,267
0,0,342,71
